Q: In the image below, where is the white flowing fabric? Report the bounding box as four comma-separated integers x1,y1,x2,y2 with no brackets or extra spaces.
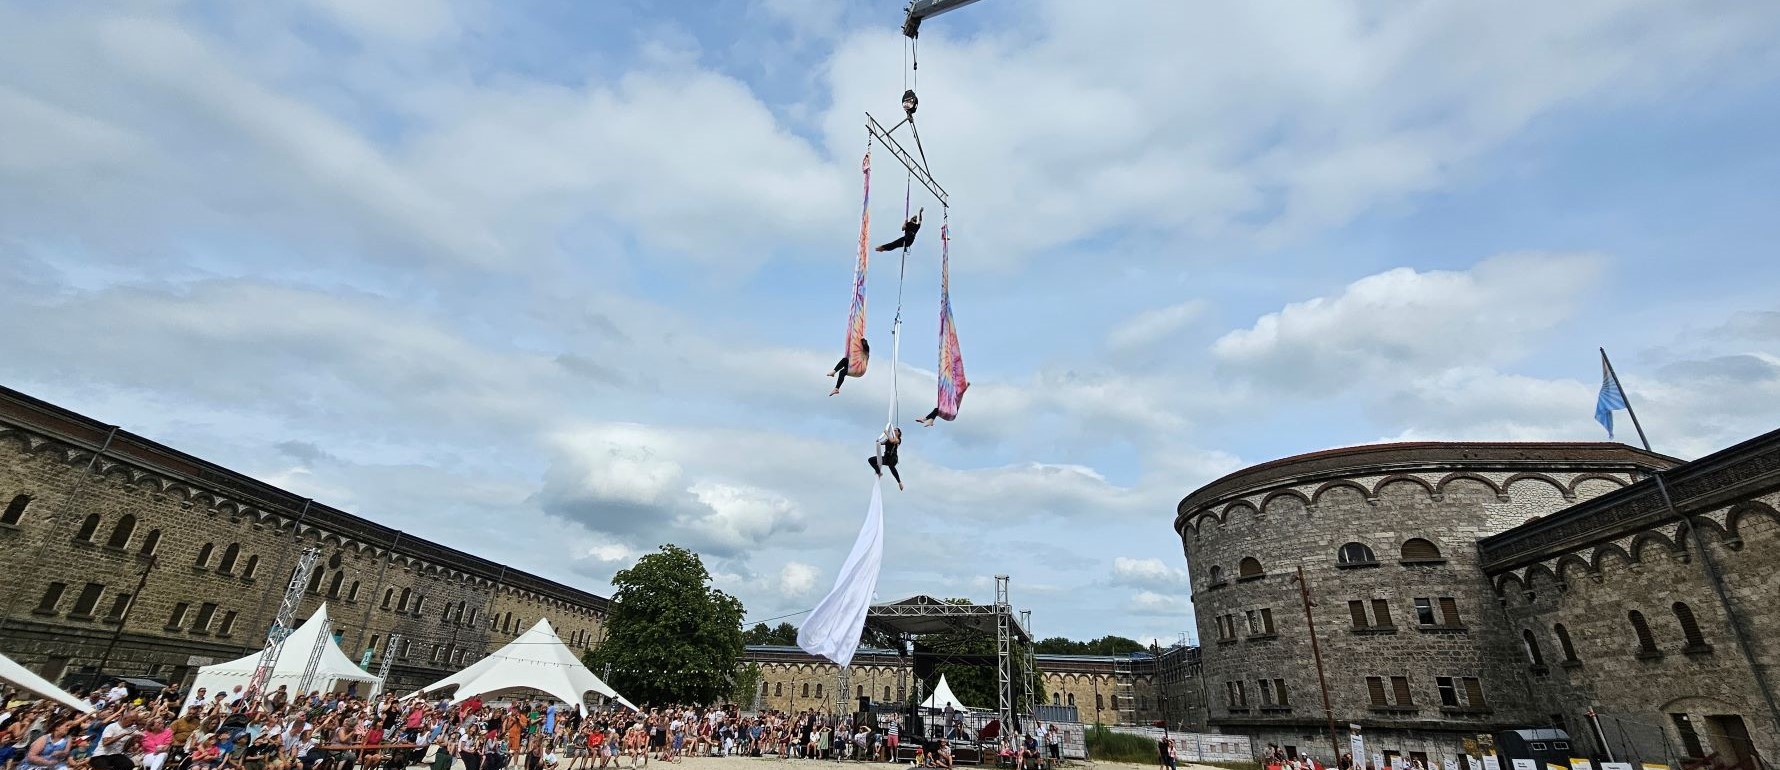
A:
797,479,886,667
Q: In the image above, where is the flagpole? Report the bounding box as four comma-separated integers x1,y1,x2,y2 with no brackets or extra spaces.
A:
1598,348,1652,453
1598,347,1780,739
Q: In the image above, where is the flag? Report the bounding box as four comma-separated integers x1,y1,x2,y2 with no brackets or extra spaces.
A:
1595,351,1627,438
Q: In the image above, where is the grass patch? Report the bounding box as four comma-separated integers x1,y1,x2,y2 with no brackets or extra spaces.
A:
1086,725,1162,763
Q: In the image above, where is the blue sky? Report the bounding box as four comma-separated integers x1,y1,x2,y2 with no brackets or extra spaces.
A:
4,0,1780,645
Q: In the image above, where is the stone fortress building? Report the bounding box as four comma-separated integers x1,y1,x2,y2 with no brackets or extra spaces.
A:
0,386,609,694
739,644,1184,727
1176,435,1780,769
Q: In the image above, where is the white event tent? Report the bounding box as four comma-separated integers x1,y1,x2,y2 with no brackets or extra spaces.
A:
0,650,95,713
192,603,380,696
920,674,972,711
417,618,638,714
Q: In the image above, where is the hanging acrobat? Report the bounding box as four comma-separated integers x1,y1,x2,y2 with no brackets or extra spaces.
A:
916,219,969,427
800,0,988,673
830,147,873,397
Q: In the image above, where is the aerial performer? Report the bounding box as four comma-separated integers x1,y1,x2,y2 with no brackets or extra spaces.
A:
828,338,870,396
866,426,904,490
916,223,968,426
875,208,923,253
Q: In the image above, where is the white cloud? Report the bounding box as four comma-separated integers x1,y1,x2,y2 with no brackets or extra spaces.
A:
777,562,820,598
584,544,636,565
1127,591,1191,617
305,0,460,45
818,1,1780,266
1111,557,1189,591
1213,252,1604,390
1107,301,1207,352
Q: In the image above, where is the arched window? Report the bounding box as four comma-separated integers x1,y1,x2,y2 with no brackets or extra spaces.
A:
1401,538,1442,561
1095,694,1104,710
885,686,892,701
242,555,259,579
75,514,102,542
1337,542,1376,565
383,589,395,609
1,494,30,525
217,544,240,574
760,681,769,695
468,608,478,625
1673,603,1709,650
327,572,345,598
815,684,823,698
1067,693,1076,706
195,542,215,568
1052,693,1060,705
801,683,809,697
1629,610,1658,656
1554,623,1579,663
775,683,782,696
105,515,136,549
414,596,426,615
398,587,411,612
139,529,162,557
1207,566,1224,585
1237,557,1264,579
308,569,325,594
1521,629,1545,667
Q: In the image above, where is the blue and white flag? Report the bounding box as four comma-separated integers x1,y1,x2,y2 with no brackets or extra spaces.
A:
1595,351,1627,438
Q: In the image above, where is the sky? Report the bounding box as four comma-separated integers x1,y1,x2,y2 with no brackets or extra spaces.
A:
3,0,1780,647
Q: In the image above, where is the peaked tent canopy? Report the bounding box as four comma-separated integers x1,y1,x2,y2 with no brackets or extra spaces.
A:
0,650,95,713
920,673,972,712
417,618,638,714
191,603,380,697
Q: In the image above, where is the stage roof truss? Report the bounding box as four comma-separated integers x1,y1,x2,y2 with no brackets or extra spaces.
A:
864,595,1032,644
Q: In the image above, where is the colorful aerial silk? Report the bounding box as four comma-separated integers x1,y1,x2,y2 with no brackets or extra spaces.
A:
844,150,873,378
934,223,968,420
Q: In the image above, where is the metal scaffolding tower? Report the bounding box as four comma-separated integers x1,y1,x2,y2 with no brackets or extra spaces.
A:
995,575,1013,731
370,633,402,699
1019,609,1036,725
1114,654,1137,726
296,614,333,695
837,665,852,716
248,547,320,698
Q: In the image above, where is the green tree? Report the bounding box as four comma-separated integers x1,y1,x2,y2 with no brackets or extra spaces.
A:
743,622,799,646
1033,635,1146,656
584,544,745,706
731,662,764,705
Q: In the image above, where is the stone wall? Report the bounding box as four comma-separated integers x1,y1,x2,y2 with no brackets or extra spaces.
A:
1482,430,1780,767
738,646,1182,727
1175,442,1672,762
0,386,608,694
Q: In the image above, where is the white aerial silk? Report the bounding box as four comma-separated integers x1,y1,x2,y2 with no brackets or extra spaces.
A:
797,479,885,667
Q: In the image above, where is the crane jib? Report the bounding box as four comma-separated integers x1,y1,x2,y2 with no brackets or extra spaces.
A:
902,0,986,38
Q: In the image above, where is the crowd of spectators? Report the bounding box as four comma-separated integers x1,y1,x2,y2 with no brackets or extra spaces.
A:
0,683,1067,770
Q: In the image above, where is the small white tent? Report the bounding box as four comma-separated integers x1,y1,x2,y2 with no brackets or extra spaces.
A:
0,650,94,713
920,674,972,711
191,603,380,697
417,618,637,713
